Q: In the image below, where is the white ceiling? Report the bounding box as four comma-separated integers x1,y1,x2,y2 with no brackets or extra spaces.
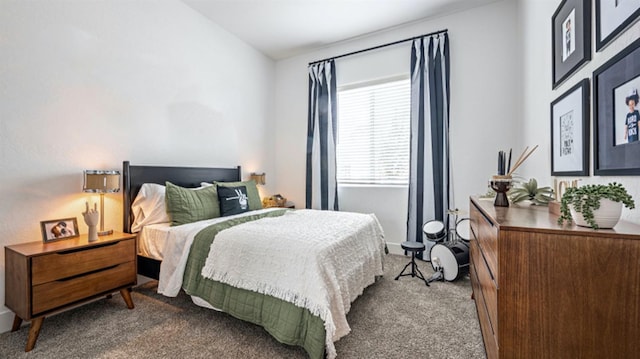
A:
182,0,500,60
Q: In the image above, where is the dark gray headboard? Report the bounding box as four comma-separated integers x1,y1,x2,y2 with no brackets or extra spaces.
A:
122,161,241,233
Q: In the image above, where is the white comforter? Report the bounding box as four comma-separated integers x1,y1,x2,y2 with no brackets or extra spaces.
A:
157,208,279,296
201,209,386,359
156,208,386,359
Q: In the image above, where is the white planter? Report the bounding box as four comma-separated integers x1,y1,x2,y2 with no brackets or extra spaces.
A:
570,198,623,229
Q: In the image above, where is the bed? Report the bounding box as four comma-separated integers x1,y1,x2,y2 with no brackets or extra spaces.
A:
121,161,386,359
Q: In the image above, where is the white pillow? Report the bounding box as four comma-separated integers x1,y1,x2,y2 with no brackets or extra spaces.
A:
131,183,170,233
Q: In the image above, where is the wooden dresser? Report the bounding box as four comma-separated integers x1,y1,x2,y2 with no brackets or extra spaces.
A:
5,232,137,351
469,197,640,359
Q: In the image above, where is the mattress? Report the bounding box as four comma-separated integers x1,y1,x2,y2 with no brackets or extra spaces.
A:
137,222,171,260
137,209,279,260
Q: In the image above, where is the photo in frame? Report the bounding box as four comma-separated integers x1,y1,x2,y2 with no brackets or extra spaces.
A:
593,37,640,175
551,79,590,176
596,0,640,52
40,217,79,242
552,0,591,89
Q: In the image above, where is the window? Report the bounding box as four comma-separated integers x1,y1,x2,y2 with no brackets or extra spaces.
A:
337,77,410,185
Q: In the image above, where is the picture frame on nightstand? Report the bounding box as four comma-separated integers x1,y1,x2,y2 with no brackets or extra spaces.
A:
40,217,79,242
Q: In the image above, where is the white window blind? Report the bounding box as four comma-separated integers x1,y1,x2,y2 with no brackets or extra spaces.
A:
337,78,410,185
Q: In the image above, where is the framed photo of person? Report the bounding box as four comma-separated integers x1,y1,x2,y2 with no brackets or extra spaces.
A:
593,37,640,175
596,0,640,52
552,0,591,89
551,79,590,176
40,217,79,242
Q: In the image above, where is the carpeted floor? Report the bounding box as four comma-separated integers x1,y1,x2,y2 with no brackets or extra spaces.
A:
0,254,485,358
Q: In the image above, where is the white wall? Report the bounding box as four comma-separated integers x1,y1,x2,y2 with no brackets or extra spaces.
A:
518,0,640,224
0,0,275,332
274,0,520,254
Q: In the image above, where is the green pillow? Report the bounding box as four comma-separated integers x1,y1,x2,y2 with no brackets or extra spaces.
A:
165,182,220,226
214,179,262,210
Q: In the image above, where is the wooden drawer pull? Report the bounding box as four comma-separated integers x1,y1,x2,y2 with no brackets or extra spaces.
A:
477,208,494,227
55,265,119,282
56,242,119,255
481,250,496,282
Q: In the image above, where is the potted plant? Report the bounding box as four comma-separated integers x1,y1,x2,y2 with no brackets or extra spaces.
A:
557,182,635,229
509,178,555,205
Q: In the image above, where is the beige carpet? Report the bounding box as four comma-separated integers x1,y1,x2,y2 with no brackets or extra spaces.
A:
0,254,485,358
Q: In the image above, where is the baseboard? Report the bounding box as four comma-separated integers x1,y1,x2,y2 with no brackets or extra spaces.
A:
386,242,405,255
0,307,16,334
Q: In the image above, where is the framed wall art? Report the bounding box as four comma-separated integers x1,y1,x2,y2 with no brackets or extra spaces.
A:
40,217,79,242
551,79,590,176
593,37,640,175
552,0,591,89
596,0,640,52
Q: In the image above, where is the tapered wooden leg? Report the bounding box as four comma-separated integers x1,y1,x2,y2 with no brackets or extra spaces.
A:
25,317,44,352
120,288,134,309
11,315,22,332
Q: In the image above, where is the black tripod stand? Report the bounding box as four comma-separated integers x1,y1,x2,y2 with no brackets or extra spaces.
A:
395,242,446,286
395,241,430,286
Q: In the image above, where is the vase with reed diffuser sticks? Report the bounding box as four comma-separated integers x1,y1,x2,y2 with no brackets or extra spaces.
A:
492,145,538,207
491,176,512,207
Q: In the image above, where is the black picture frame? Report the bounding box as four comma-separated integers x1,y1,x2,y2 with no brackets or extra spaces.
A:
40,217,79,242
551,79,590,176
593,37,640,175
552,0,591,89
596,0,640,52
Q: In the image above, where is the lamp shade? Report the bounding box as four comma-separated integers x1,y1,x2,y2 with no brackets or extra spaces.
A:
250,172,266,185
83,170,120,193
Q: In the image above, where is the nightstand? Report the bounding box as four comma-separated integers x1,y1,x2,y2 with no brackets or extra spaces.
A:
5,231,137,352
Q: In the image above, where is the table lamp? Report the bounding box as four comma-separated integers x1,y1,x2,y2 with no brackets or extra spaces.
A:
83,170,120,235
250,172,266,185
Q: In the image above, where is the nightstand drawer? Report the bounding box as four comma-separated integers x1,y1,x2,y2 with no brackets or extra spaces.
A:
32,261,136,315
32,239,135,285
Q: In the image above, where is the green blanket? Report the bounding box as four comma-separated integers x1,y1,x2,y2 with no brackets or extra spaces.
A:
182,210,326,359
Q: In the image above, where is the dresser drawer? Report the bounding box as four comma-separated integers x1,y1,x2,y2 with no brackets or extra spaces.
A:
471,203,498,280
471,240,498,339
470,259,499,359
31,239,135,285
32,261,135,315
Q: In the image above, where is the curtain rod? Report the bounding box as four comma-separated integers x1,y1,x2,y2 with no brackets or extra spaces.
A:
308,29,447,66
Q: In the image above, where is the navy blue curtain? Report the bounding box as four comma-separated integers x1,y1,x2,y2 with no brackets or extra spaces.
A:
306,60,338,210
407,33,451,259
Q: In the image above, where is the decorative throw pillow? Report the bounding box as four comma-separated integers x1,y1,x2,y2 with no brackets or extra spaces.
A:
165,182,220,226
218,186,250,217
214,180,262,210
